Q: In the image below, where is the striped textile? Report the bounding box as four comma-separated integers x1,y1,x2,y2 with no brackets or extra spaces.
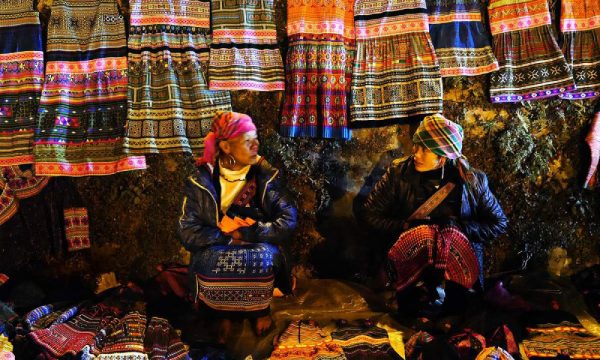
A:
144,317,189,360
208,0,284,91
124,0,232,155
34,0,146,176
387,225,480,292
271,320,348,360
522,324,600,359
31,311,63,331
405,331,434,360
92,312,147,359
560,0,600,100
350,0,443,128
412,114,463,159
279,0,355,139
0,0,43,166
193,243,278,313
0,165,49,226
331,325,403,360
25,305,54,329
29,304,119,358
427,0,498,77
488,0,575,103
51,306,79,326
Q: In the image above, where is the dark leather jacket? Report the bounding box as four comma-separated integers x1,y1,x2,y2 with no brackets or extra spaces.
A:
177,159,297,252
363,156,508,285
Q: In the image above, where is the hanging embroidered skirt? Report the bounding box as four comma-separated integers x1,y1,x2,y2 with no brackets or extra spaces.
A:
208,0,285,91
192,243,284,316
387,225,479,292
488,0,575,102
0,0,43,166
350,0,443,127
427,0,498,77
124,0,232,155
279,0,355,139
34,0,146,176
560,0,600,100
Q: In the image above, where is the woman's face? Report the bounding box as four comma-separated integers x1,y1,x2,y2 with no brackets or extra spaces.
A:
225,130,260,167
413,144,443,172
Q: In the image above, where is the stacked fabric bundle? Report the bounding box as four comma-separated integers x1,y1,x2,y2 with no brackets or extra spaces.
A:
270,320,347,360
521,322,600,359
331,322,403,360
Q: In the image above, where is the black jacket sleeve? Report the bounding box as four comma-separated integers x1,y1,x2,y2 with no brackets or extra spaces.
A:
238,176,297,245
363,166,406,237
460,172,508,243
177,178,229,251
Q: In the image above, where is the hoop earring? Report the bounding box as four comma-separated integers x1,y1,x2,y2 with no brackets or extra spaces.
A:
226,154,236,168
439,159,445,180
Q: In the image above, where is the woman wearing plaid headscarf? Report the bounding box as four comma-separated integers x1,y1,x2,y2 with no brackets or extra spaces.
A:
363,114,507,320
177,112,297,342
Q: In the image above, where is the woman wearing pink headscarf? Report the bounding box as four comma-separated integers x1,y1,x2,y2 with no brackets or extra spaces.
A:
178,112,297,341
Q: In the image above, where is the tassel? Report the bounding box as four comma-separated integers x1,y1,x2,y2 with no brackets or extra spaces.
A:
584,110,600,189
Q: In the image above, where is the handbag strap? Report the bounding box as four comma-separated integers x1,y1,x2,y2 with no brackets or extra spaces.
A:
404,182,456,229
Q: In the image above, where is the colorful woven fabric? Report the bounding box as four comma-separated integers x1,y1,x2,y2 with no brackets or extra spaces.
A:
1,165,49,227
405,331,434,360
208,0,284,91
388,225,479,291
522,324,600,359
51,305,79,326
64,207,90,251
427,0,498,76
412,114,463,159
29,304,119,358
0,0,43,166
448,329,486,360
31,311,63,331
475,347,515,360
488,0,575,102
33,0,146,176
92,312,146,359
350,0,442,128
331,325,402,360
193,243,278,312
200,111,256,165
560,0,600,100
144,317,189,360
124,0,232,155
279,0,355,139
25,305,54,329
271,320,347,360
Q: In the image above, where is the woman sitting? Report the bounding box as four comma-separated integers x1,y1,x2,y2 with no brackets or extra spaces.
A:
177,112,297,341
363,114,508,318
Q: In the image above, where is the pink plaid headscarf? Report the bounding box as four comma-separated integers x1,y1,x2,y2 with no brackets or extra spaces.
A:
200,112,257,165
